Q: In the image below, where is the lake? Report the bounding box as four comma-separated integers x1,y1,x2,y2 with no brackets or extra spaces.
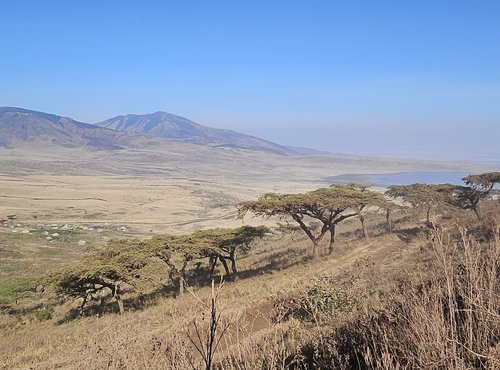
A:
326,171,471,187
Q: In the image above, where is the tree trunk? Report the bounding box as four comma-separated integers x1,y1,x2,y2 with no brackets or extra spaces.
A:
360,215,369,240
178,274,185,296
386,209,393,231
209,255,218,277
472,206,482,221
179,262,188,296
79,295,87,316
291,214,323,258
114,284,124,315
229,250,238,280
311,240,319,259
220,257,230,277
327,225,336,255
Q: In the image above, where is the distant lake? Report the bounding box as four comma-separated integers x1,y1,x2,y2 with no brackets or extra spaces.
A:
326,172,471,187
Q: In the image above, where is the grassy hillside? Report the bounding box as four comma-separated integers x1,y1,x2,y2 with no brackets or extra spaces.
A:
1,200,498,369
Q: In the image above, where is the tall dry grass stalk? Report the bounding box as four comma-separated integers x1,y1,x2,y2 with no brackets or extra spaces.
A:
215,224,499,369
186,278,232,370
359,225,500,369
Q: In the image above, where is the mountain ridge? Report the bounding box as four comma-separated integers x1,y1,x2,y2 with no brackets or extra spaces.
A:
0,107,129,150
95,111,297,154
0,107,300,155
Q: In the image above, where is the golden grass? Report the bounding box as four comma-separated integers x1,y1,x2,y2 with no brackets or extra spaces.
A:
1,220,407,368
1,203,498,369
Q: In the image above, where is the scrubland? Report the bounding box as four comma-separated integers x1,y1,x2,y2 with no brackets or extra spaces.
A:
1,199,498,369
0,151,499,369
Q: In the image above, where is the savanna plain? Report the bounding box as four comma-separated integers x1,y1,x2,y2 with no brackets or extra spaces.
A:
1,144,499,369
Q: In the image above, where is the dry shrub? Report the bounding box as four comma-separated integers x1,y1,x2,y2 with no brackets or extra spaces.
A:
295,225,500,369
215,224,499,369
272,278,357,326
217,319,309,370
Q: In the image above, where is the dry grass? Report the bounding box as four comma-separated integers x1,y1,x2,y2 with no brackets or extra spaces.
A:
0,204,498,369
221,223,500,370
0,219,405,368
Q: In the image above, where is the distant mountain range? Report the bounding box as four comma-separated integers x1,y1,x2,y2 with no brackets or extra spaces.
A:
95,111,298,154
0,107,132,150
0,107,314,155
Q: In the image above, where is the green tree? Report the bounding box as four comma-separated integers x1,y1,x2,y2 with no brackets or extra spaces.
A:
239,185,389,258
152,235,205,296
385,184,452,225
455,172,500,219
168,226,269,282
344,183,390,240
463,172,500,192
54,240,151,315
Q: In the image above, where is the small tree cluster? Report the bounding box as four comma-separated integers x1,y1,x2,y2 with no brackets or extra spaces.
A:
385,172,500,222
385,183,453,225
53,172,498,316
54,226,269,313
154,226,269,295
54,240,152,315
238,184,390,258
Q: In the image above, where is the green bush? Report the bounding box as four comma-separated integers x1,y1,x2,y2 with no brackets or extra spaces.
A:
0,278,38,309
32,307,54,321
274,279,357,324
298,279,357,323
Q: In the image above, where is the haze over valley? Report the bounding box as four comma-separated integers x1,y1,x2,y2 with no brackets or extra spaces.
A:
1,106,493,234
1,2,500,369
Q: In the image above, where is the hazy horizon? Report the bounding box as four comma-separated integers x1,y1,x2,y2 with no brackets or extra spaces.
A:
1,1,499,161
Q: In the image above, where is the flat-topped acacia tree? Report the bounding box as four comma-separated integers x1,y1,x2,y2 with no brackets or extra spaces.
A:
168,226,269,282
152,226,269,294
150,235,204,296
344,183,390,240
54,240,152,315
385,183,452,225
445,172,500,220
463,172,500,192
238,185,390,258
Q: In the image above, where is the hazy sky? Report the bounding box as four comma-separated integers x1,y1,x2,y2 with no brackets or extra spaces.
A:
1,1,499,160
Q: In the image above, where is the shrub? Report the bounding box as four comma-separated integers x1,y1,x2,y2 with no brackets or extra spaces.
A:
32,307,54,321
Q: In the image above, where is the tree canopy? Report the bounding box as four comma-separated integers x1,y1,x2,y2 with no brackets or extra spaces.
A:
455,172,500,219
463,172,500,191
54,226,269,310
54,239,153,315
238,185,390,257
385,183,453,224
167,226,269,282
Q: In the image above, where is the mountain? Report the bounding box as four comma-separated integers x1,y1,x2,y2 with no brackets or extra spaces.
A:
95,111,297,154
0,107,131,149
1,107,300,155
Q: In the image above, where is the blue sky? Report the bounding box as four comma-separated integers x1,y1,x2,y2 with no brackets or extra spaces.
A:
1,1,499,160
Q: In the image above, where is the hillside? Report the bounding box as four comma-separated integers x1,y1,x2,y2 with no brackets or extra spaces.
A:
0,107,297,155
95,111,297,154
0,107,132,150
1,201,498,369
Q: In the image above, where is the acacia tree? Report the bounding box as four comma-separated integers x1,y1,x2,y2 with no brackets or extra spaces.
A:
344,183,390,240
209,225,268,280
238,185,389,258
168,226,269,282
151,226,269,294
385,184,452,225
55,240,151,315
149,235,205,296
455,172,500,219
463,172,500,192
446,186,485,220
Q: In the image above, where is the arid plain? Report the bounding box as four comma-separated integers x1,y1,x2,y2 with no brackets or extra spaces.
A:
2,138,499,369
0,141,487,234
